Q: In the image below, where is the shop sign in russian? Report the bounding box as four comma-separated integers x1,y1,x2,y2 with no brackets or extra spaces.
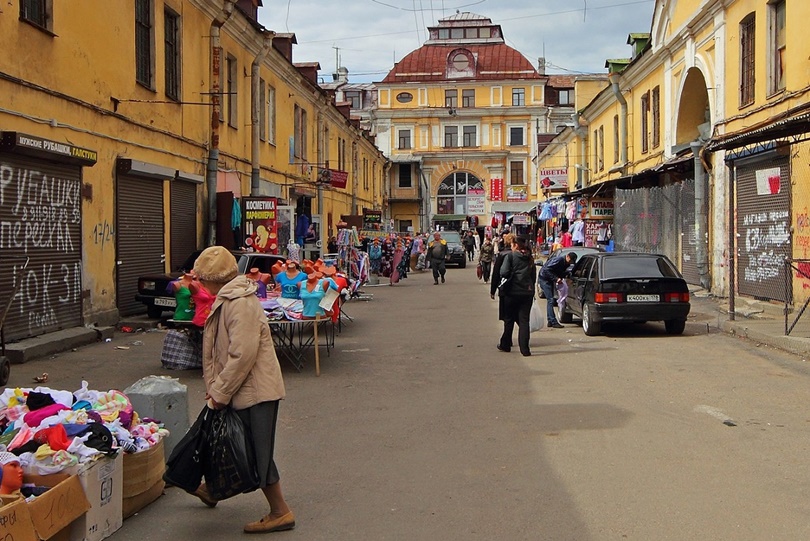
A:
330,169,348,189
506,185,528,202
512,214,531,225
243,197,279,253
588,198,614,219
467,187,485,214
538,167,568,190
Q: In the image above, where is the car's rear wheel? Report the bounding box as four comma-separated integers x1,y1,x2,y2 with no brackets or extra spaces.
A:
665,319,686,335
582,303,601,336
147,306,164,319
558,300,573,323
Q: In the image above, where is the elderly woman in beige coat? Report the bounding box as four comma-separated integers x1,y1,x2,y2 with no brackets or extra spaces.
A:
192,246,294,534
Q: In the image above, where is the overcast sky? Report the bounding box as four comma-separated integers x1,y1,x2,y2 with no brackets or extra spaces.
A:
257,0,656,84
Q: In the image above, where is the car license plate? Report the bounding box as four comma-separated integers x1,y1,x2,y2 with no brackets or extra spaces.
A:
153,297,177,307
627,294,659,302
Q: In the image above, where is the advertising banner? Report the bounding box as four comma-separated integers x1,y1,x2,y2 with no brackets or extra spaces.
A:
243,197,279,253
538,167,568,190
506,185,528,202
490,178,504,201
467,187,485,214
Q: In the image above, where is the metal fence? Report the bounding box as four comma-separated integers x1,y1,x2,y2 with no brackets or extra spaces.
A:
613,179,697,282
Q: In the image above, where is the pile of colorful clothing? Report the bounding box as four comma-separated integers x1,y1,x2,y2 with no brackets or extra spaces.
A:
0,381,168,475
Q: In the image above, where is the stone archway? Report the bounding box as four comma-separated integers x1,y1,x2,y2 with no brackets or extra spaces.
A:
675,67,711,146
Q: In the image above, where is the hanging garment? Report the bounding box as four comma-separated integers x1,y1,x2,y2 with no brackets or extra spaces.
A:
173,285,195,321
570,219,586,245
231,198,242,230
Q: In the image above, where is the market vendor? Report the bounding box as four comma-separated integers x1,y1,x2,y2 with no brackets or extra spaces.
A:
273,259,307,299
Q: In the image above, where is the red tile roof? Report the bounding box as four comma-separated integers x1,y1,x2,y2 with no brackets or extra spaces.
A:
380,43,540,84
547,74,576,88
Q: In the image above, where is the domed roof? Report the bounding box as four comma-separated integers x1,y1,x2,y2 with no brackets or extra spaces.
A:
380,42,540,84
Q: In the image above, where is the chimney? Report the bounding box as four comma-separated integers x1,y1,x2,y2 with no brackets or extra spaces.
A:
337,66,349,83
294,62,321,86
235,0,260,21
537,57,546,75
272,33,297,63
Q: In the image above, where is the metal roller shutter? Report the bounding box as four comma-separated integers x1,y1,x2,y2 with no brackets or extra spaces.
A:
170,181,198,270
116,174,165,316
735,155,791,302
679,179,701,285
0,153,83,340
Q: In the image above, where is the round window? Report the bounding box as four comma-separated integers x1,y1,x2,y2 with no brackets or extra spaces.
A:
452,54,470,71
396,92,413,103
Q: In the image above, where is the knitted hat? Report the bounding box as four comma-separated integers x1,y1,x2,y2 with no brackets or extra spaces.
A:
193,246,238,283
0,452,19,466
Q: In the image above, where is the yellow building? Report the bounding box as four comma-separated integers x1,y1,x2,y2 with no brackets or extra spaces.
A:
704,0,810,312
0,0,384,340
374,13,576,236
536,0,810,311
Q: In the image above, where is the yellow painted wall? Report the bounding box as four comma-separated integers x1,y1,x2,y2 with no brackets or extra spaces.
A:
0,0,385,328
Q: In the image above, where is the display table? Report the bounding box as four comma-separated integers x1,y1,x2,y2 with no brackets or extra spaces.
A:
268,316,334,374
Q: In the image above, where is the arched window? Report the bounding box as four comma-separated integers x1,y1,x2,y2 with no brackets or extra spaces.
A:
447,49,475,78
436,172,484,215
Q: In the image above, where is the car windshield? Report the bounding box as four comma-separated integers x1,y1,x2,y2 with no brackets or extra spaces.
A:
601,256,680,279
440,232,461,243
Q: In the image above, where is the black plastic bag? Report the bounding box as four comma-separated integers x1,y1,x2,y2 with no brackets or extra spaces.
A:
204,407,260,500
163,406,210,492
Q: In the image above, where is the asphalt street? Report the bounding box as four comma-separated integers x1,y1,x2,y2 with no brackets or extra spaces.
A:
7,264,810,540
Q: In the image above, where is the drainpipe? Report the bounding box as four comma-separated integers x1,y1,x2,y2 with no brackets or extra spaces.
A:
691,141,711,290
574,113,589,188
419,168,431,232
608,72,628,174
251,30,275,196
206,0,236,246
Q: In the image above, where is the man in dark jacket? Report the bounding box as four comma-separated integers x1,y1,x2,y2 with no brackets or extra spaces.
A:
538,252,577,328
426,232,449,285
497,235,537,356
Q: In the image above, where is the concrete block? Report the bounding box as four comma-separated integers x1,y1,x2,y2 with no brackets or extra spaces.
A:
124,376,188,457
5,327,99,364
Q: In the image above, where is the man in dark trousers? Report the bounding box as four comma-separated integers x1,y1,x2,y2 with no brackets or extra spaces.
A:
426,232,448,285
537,252,577,328
463,231,476,262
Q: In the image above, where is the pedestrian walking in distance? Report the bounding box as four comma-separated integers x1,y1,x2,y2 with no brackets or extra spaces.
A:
478,236,495,283
426,231,448,284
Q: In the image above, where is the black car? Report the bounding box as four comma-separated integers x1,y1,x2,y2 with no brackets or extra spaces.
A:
136,250,285,318
559,252,691,336
438,231,467,268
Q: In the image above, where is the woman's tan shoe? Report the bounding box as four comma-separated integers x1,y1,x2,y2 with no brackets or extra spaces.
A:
244,511,296,534
192,484,218,508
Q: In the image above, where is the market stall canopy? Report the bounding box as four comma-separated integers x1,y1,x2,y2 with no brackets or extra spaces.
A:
432,214,468,222
490,202,538,213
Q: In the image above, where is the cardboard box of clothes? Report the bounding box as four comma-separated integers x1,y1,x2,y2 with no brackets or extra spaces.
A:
122,440,165,518
68,453,123,541
2,473,91,541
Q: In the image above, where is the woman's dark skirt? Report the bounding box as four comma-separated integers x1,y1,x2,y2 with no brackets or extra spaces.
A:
235,400,281,487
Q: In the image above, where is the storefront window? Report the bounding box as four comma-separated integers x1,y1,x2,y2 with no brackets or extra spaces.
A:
436,172,484,215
